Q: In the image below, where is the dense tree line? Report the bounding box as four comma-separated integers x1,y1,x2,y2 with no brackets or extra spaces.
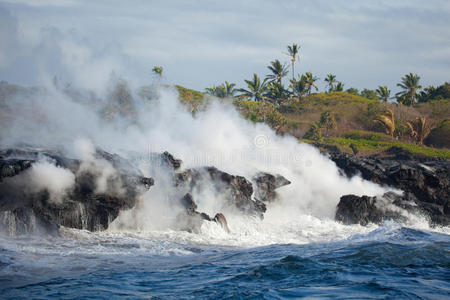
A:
202,44,449,106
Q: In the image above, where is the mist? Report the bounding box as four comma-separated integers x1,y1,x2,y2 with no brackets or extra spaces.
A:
0,72,388,234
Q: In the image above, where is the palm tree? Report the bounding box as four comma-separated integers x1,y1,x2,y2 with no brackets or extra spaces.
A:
374,109,395,137
289,75,307,101
396,73,422,106
152,66,163,79
286,43,300,81
304,72,319,95
376,86,391,102
319,110,337,137
324,74,337,93
335,82,344,92
206,81,236,98
265,81,288,104
267,60,289,84
418,85,437,102
224,81,236,97
238,73,268,101
205,86,220,96
407,117,433,145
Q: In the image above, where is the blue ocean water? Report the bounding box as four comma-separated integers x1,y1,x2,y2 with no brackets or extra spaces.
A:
0,224,449,299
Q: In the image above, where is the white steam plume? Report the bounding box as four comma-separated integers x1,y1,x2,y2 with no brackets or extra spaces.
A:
27,159,75,204
1,80,388,233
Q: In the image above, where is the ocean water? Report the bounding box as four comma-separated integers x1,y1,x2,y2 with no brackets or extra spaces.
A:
1,218,449,299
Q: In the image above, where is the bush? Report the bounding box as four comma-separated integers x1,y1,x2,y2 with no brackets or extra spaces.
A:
323,137,450,158
234,100,287,132
303,122,322,141
424,119,450,148
341,130,392,141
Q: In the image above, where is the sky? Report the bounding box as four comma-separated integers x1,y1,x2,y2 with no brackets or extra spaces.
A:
0,0,449,93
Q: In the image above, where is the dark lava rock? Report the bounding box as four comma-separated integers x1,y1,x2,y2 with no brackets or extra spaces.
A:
253,172,291,203
161,151,182,170
0,148,153,235
0,158,33,180
336,193,404,225
180,193,198,213
331,149,450,226
175,166,266,218
172,167,290,229
178,193,230,233
213,213,230,233
336,191,450,226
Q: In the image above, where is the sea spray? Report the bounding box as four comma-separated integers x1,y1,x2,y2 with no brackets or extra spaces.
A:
0,81,390,234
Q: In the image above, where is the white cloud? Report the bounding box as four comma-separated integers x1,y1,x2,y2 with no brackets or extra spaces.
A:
0,0,76,7
0,0,449,91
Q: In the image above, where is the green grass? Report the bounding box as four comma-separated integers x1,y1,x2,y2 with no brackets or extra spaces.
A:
174,85,205,102
173,85,208,112
170,88,449,157
340,130,392,141
303,136,450,158
234,100,287,131
305,91,379,105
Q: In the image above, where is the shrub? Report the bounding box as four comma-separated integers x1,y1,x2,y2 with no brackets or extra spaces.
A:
424,119,450,148
303,122,322,141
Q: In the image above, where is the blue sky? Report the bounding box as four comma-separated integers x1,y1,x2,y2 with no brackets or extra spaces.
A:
0,0,449,93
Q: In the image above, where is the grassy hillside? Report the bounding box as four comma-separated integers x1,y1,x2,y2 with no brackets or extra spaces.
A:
1,81,448,158
174,86,449,158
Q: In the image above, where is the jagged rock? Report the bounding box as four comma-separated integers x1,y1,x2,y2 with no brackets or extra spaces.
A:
336,191,450,226
161,151,182,170
0,148,153,235
180,193,198,213
330,150,450,226
253,172,291,202
336,193,403,225
178,193,230,233
213,213,230,233
0,158,33,180
175,167,266,218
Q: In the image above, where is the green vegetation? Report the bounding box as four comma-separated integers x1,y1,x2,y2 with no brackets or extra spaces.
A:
360,88,378,101
3,40,449,159
374,109,395,137
396,73,422,105
425,119,450,148
267,60,289,84
319,110,337,137
324,74,337,93
201,43,449,158
205,81,236,98
233,100,287,133
152,66,163,79
237,74,268,102
103,79,136,119
376,86,391,102
174,85,207,113
303,122,322,141
286,43,300,81
303,136,450,159
418,82,450,102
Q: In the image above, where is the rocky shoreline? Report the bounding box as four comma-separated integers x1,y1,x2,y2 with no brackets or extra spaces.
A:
0,146,448,236
0,147,290,235
329,147,450,226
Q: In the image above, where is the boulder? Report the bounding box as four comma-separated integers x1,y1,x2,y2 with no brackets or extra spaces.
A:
336,193,403,225
331,149,450,226
213,213,230,233
175,166,267,218
0,148,153,235
253,172,291,203
178,193,230,233
161,151,182,170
